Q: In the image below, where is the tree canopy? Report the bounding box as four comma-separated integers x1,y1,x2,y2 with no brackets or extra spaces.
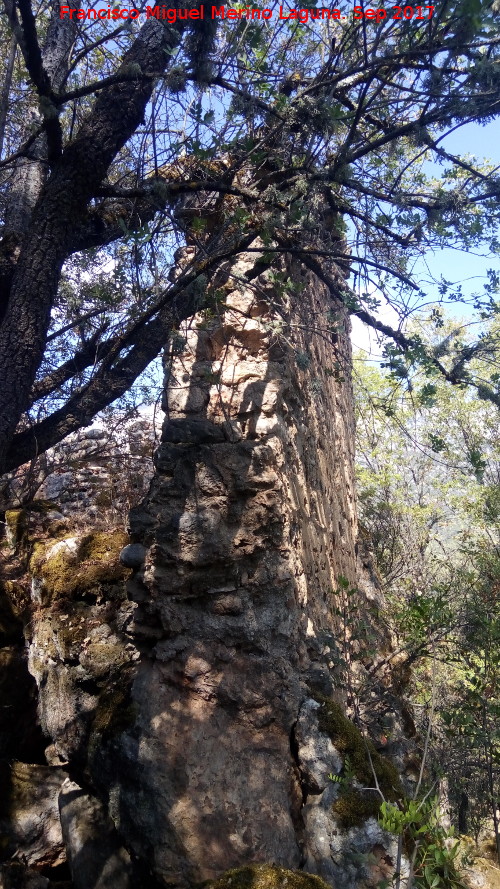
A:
0,0,500,481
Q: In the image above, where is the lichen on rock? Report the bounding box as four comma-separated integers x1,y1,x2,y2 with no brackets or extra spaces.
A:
205,863,333,889
29,529,129,602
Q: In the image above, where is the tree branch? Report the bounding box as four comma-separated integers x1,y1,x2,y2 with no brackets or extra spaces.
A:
29,327,112,403
289,244,500,411
0,14,189,470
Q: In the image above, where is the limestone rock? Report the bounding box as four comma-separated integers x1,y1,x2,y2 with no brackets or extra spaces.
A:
302,786,408,889
295,699,343,793
0,583,23,646
27,595,136,763
28,529,129,605
26,526,137,763
0,762,67,868
103,651,303,885
4,509,27,548
59,779,132,889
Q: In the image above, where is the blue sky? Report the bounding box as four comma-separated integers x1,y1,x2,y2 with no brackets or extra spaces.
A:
441,117,500,160
351,117,500,356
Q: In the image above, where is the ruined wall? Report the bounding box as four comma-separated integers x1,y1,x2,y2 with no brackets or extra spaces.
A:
105,250,403,888
0,251,414,889
4,412,158,520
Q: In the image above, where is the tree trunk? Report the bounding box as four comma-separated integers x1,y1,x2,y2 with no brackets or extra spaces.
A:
0,13,183,468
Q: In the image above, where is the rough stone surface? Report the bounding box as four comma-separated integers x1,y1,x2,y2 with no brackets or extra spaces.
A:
3,411,159,522
0,762,67,868
0,511,139,886
295,699,343,793
93,252,408,887
59,780,132,889
27,591,136,765
301,783,407,888
119,544,147,569
0,251,418,889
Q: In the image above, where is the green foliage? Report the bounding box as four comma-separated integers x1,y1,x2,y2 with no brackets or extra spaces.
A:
1,0,500,477
355,312,500,592
355,311,500,853
379,798,466,889
319,696,403,830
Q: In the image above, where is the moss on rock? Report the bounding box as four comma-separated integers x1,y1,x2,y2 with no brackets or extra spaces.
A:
317,697,402,797
29,529,129,602
331,788,382,830
5,509,27,547
5,500,62,549
54,617,91,654
205,864,332,889
80,641,130,678
316,696,404,830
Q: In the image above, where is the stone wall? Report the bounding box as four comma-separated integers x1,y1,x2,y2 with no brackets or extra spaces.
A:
3,411,159,522
0,251,417,889
106,251,404,887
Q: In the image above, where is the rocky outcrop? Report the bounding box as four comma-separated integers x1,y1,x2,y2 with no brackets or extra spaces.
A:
25,527,136,767
0,763,67,869
0,253,417,888
92,252,412,887
0,511,137,888
58,780,132,889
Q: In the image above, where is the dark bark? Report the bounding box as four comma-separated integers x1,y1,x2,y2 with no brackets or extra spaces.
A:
0,33,16,160
5,225,257,471
29,328,113,404
5,294,184,471
0,14,186,472
2,0,81,240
